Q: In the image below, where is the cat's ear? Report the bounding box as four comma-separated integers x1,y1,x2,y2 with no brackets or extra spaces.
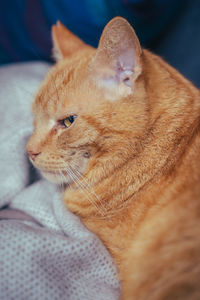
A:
91,17,142,101
52,21,86,61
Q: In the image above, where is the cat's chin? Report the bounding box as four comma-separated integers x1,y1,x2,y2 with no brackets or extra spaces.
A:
41,171,70,185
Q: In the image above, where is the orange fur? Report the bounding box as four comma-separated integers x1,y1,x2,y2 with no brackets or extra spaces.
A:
27,17,200,299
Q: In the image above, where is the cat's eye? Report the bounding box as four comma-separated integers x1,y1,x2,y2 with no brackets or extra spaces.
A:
62,115,76,128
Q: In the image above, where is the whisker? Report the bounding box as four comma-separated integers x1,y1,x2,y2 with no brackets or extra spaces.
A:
65,165,106,217
67,168,104,215
69,162,112,211
58,168,65,188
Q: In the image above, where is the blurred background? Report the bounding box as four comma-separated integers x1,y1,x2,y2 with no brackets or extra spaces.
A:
0,0,199,86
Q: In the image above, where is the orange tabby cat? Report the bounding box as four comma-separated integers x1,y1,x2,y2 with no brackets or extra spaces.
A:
26,17,200,299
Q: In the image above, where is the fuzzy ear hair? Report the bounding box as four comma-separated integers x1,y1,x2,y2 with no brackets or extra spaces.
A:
91,17,142,101
52,21,87,61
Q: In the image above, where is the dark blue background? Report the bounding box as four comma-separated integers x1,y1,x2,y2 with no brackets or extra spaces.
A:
0,0,199,86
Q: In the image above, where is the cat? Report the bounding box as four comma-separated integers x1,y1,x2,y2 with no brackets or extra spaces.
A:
26,17,200,299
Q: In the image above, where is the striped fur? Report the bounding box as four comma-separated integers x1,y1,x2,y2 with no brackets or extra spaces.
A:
27,18,200,299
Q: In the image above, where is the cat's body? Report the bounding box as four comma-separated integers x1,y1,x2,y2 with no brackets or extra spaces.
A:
27,18,200,299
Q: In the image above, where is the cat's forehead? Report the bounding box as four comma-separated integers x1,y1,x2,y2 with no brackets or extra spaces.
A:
33,56,102,119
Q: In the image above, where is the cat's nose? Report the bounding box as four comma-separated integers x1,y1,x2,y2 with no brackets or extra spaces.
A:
27,150,41,161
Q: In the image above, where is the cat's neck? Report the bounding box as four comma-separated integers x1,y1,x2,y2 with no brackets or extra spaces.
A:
64,50,200,259
76,120,200,263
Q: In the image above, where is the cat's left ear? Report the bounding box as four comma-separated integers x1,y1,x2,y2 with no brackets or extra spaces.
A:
90,17,142,101
52,21,88,61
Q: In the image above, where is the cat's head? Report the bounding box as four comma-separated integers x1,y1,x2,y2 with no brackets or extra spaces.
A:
26,17,149,185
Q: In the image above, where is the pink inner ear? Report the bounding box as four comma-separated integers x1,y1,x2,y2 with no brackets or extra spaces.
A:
114,48,136,86
91,17,142,93
117,69,134,87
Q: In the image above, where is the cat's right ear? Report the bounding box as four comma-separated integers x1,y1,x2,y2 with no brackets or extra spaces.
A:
90,17,142,101
52,21,86,61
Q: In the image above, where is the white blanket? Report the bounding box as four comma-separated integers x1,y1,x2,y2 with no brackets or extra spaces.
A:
0,62,120,300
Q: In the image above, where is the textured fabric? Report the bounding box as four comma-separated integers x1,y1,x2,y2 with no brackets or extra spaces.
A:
0,62,120,300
